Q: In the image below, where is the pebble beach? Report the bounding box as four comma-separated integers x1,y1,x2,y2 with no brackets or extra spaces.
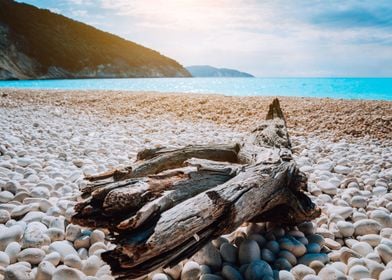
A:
0,89,391,280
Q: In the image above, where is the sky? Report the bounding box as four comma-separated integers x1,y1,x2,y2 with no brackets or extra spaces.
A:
17,0,392,77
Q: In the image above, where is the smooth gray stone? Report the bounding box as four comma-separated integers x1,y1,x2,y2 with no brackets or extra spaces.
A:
200,274,223,280
279,236,306,257
222,265,244,280
239,240,260,265
306,243,321,254
152,273,173,280
220,243,238,264
273,258,292,271
297,253,329,266
278,250,297,267
244,260,273,280
261,248,275,263
265,241,280,255
181,261,201,280
193,243,222,271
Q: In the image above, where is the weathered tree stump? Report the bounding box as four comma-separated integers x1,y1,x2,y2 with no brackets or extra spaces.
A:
72,98,320,279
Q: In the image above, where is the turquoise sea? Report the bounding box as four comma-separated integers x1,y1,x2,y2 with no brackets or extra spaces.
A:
0,78,391,100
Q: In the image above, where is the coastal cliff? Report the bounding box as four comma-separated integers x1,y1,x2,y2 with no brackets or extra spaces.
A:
0,0,191,80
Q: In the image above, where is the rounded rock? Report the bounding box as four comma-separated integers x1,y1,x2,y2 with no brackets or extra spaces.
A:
274,258,292,271
278,250,297,266
212,237,229,248
74,235,90,249
379,268,392,280
381,228,392,239
350,196,367,208
265,240,280,254
336,221,354,237
65,224,82,242
77,248,88,260
0,225,24,251
220,243,237,264
164,264,182,280
239,240,260,265
317,266,342,280
4,262,33,280
359,234,381,247
261,248,275,263
42,251,61,266
376,244,392,264
17,248,45,265
5,241,21,264
339,247,362,264
316,181,337,195
291,264,316,280
0,191,14,203
36,261,55,280
324,238,341,250
351,242,373,257
353,219,382,236
279,270,295,280
192,243,222,271
52,266,85,280
200,264,211,275
306,235,325,247
244,260,273,280
45,228,65,242
64,254,82,270
348,265,370,280
181,261,201,280
152,273,172,280
22,222,48,248
90,229,105,244
364,258,385,279
306,243,321,254
0,210,10,224
248,234,266,248
200,274,223,280
82,255,101,276
49,241,78,262
302,276,320,280
298,254,328,266
89,241,106,255
308,261,324,274
370,210,392,228
280,237,307,257
0,251,10,267
221,265,243,280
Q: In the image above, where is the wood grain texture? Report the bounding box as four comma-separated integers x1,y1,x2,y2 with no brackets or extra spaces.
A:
72,98,320,279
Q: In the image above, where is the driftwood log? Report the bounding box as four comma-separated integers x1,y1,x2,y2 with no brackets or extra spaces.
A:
72,99,320,279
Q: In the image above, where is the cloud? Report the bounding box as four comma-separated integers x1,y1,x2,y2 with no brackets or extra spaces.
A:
307,4,392,29
17,0,392,76
71,9,87,17
49,7,61,14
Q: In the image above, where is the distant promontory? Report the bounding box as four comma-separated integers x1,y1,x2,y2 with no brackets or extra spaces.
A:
0,0,190,80
186,65,254,77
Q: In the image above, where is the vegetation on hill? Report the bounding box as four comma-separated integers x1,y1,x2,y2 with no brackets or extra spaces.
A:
0,0,190,79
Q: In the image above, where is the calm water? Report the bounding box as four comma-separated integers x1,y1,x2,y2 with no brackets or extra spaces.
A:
0,78,391,100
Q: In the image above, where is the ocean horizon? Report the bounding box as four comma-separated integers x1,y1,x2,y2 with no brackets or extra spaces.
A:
1,77,391,101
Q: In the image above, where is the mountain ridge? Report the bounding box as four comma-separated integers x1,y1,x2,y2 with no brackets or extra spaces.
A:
186,65,254,77
0,0,191,80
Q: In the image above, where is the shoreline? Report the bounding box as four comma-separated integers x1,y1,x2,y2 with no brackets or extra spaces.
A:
1,86,392,102
1,88,391,141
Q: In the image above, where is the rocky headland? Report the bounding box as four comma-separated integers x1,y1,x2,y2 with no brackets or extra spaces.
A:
0,0,190,80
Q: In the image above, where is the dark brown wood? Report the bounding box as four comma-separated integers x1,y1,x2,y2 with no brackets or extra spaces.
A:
72,98,320,279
